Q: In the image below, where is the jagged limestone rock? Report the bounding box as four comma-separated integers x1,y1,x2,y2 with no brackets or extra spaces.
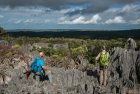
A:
0,38,140,94
125,38,137,50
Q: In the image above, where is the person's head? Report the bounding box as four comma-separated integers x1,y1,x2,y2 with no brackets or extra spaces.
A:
101,45,106,51
39,52,44,58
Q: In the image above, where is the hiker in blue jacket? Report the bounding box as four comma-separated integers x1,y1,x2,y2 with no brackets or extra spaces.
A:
30,52,52,82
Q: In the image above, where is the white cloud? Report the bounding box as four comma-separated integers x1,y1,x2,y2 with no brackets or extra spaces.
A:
102,4,140,24
12,19,30,24
24,19,33,23
0,6,10,11
14,20,22,24
0,15,4,18
72,16,86,24
105,8,120,13
58,16,86,24
121,4,138,13
0,4,140,28
0,6,48,13
12,19,49,24
104,4,140,14
0,6,49,18
58,4,138,25
86,14,101,24
58,14,101,24
105,16,125,24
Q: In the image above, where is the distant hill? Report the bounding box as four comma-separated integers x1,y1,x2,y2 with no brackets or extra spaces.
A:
7,29,140,39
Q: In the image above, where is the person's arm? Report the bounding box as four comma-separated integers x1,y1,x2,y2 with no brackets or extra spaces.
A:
42,66,48,71
96,53,101,61
39,59,48,71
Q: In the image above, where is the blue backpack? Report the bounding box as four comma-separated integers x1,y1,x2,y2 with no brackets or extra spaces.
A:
30,57,43,74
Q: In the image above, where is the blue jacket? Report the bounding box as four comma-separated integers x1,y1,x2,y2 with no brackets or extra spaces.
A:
30,57,44,74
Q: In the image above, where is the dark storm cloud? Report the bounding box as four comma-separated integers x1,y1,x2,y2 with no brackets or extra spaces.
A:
0,0,139,15
66,5,110,16
0,0,87,9
116,5,140,17
136,8,140,12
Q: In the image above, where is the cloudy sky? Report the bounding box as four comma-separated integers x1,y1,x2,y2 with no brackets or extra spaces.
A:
0,0,140,30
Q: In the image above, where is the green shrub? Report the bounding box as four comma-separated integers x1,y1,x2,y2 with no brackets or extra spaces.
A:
31,46,37,51
12,44,21,49
5,52,13,58
52,54,60,58
0,27,7,36
40,47,53,56
71,46,85,56
85,56,96,64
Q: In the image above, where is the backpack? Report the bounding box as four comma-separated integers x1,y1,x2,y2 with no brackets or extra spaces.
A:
30,57,43,74
100,52,109,66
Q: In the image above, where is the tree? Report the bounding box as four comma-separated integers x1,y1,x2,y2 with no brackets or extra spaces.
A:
0,27,6,36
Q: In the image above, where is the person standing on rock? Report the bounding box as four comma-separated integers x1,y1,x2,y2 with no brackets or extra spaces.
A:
30,52,53,82
96,46,109,86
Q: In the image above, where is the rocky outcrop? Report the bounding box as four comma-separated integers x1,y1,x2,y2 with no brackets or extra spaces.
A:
53,43,68,51
0,68,101,94
0,38,140,94
0,40,9,46
125,38,137,50
106,38,140,94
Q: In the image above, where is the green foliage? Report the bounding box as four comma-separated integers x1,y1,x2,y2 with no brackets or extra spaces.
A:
86,55,96,64
85,48,96,64
0,44,25,67
6,37,133,50
38,47,69,57
107,39,125,49
37,47,52,56
71,46,85,56
12,44,21,49
44,47,54,56
59,49,69,56
2,36,140,66
68,39,87,48
31,46,37,51
136,40,140,48
0,27,7,37
5,52,13,58
51,54,60,59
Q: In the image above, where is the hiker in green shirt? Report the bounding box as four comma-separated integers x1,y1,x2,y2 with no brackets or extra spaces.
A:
96,46,109,86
